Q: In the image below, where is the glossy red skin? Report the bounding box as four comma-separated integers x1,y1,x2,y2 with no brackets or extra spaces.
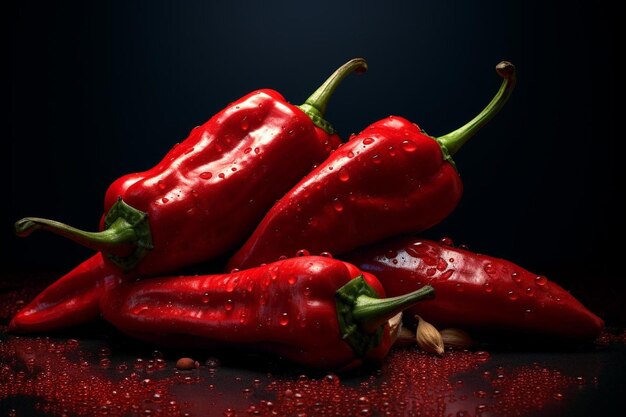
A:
227,116,463,271
10,90,341,333
346,238,604,341
8,253,121,332
105,89,341,275
100,256,391,370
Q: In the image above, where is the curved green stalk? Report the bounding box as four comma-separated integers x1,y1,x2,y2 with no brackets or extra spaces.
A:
299,58,368,134
336,275,435,356
437,61,516,157
14,199,153,270
15,216,137,256
353,285,436,332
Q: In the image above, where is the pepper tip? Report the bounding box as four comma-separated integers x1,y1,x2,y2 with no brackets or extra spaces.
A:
496,61,515,79
351,58,368,74
14,218,37,237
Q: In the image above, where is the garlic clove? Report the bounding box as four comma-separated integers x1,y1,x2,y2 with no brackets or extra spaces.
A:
415,315,444,356
395,327,417,347
440,328,474,350
388,313,403,345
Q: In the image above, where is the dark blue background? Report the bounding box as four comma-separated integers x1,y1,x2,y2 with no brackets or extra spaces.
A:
7,1,624,322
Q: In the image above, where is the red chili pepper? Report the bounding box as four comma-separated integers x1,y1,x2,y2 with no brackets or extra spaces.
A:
227,62,516,271
8,254,121,332
10,59,367,333
99,256,435,370
345,237,604,342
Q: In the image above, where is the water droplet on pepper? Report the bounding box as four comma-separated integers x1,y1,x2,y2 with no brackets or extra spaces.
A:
439,236,455,246
405,242,430,259
338,167,350,182
332,198,344,212
385,249,398,259
401,140,417,152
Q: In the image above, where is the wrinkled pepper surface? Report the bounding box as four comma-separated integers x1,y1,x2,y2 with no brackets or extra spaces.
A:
227,62,516,271
10,59,367,332
100,256,435,370
346,237,604,341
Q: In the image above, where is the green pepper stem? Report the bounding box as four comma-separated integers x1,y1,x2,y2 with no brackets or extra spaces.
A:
353,285,435,332
299,58,368,134
14,199,153,271
336,276,434,357
15,217,137,257
437,61,516,156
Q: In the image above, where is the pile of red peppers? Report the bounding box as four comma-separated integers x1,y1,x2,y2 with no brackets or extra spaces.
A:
10,58,604,370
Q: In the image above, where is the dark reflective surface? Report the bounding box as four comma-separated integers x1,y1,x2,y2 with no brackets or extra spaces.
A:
1,273,624,417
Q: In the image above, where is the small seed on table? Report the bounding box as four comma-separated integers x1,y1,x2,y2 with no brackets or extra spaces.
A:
176,357,198,370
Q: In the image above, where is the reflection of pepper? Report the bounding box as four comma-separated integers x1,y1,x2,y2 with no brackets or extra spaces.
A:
346,237,604,341
100,256,435,370
10,59,367,332
227,62,516,271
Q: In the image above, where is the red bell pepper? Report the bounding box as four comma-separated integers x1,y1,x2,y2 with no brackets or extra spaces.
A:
10,59,367,332
99,256,435,370
345,237,604,341
227,62,516,271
